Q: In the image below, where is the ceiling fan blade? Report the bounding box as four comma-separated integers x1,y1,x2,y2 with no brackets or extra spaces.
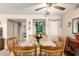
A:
54,5,65,10
35,6,47,11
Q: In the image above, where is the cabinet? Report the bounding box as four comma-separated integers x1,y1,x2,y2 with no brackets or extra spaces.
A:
0,38,5,50
65,38,79,55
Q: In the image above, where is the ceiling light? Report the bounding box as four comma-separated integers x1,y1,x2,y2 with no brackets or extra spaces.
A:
42,3,47,6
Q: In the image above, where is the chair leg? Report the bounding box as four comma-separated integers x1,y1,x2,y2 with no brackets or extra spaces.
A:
39,47,42,56
40,50,42,56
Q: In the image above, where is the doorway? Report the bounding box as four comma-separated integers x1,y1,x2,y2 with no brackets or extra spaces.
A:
7,19,26,42
48,20,61,40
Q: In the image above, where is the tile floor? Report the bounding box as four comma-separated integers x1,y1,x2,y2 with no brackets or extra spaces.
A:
0,49,13,56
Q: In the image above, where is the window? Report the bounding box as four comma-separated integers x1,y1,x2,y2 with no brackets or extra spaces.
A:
72,18,79,34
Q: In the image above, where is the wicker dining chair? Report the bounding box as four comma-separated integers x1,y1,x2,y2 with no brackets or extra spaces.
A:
40,45,64,56
57,36,67,55
7,37,18,54
13,45,37,56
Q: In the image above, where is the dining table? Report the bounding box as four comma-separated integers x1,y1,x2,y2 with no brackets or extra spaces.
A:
18,41,38,46
17,39,62,56
40,40,57,47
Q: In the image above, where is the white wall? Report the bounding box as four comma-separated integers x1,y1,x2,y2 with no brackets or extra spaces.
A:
0,14,61,38
0,14,61,48
61,7,79,38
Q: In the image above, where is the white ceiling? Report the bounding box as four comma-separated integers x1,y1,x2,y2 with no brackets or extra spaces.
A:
0,3,78,15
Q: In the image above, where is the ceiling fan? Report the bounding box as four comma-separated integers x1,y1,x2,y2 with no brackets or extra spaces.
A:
35,3,65,15
35,3,65,11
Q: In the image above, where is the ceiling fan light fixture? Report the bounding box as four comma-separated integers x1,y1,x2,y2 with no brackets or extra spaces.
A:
35,3,65,12
51,6,54,10
42,3,47,6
